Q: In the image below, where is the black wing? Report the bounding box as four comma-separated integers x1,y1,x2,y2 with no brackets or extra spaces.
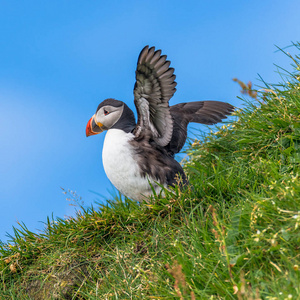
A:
133,46,176,147
165,101,234,155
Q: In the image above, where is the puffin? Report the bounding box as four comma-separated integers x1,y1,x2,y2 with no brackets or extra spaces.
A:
86,46,234,201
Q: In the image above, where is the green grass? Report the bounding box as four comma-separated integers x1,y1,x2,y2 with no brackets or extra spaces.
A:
1,43,300,299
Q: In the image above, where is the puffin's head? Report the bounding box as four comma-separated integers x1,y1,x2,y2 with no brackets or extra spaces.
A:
86,98,125,137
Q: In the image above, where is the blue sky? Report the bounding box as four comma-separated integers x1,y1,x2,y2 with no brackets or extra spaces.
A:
1,0,300,243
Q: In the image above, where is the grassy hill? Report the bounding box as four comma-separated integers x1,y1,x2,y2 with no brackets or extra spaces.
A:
1,44,300,299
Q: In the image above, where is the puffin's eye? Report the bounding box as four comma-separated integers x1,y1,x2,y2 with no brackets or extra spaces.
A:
104,109,109,116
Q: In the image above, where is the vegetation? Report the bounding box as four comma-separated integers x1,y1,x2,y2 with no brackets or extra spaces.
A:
1,43,300,299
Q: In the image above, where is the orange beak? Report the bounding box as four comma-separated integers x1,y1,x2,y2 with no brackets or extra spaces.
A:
86,115,104,137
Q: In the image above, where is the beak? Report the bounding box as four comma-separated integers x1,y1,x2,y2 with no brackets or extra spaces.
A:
86,115,104,137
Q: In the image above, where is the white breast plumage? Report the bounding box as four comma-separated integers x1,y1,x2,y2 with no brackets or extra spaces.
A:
102,129,163,201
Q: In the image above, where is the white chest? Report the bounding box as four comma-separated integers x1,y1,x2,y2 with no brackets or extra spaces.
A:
102,129,161,201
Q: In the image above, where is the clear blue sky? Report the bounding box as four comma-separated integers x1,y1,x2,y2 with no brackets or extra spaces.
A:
1,0,300,243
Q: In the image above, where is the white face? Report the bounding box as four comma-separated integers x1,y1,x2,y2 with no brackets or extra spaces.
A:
94,104,124,130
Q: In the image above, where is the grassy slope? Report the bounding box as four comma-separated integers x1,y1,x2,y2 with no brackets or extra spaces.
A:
1,45,300,299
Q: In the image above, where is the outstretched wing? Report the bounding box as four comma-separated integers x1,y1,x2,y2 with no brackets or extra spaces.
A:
165,101,234,155
133,46,176,147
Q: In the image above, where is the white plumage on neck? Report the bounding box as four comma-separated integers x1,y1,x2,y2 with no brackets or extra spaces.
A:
102,129,163,201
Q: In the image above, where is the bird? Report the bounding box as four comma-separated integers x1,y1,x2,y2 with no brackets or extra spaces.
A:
86,46,234,201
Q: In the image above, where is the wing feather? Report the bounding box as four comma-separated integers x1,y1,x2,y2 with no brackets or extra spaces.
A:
145,46,155,62
149,50,162,64
156,61,171,76
154,55,167,69
159,69,175,79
